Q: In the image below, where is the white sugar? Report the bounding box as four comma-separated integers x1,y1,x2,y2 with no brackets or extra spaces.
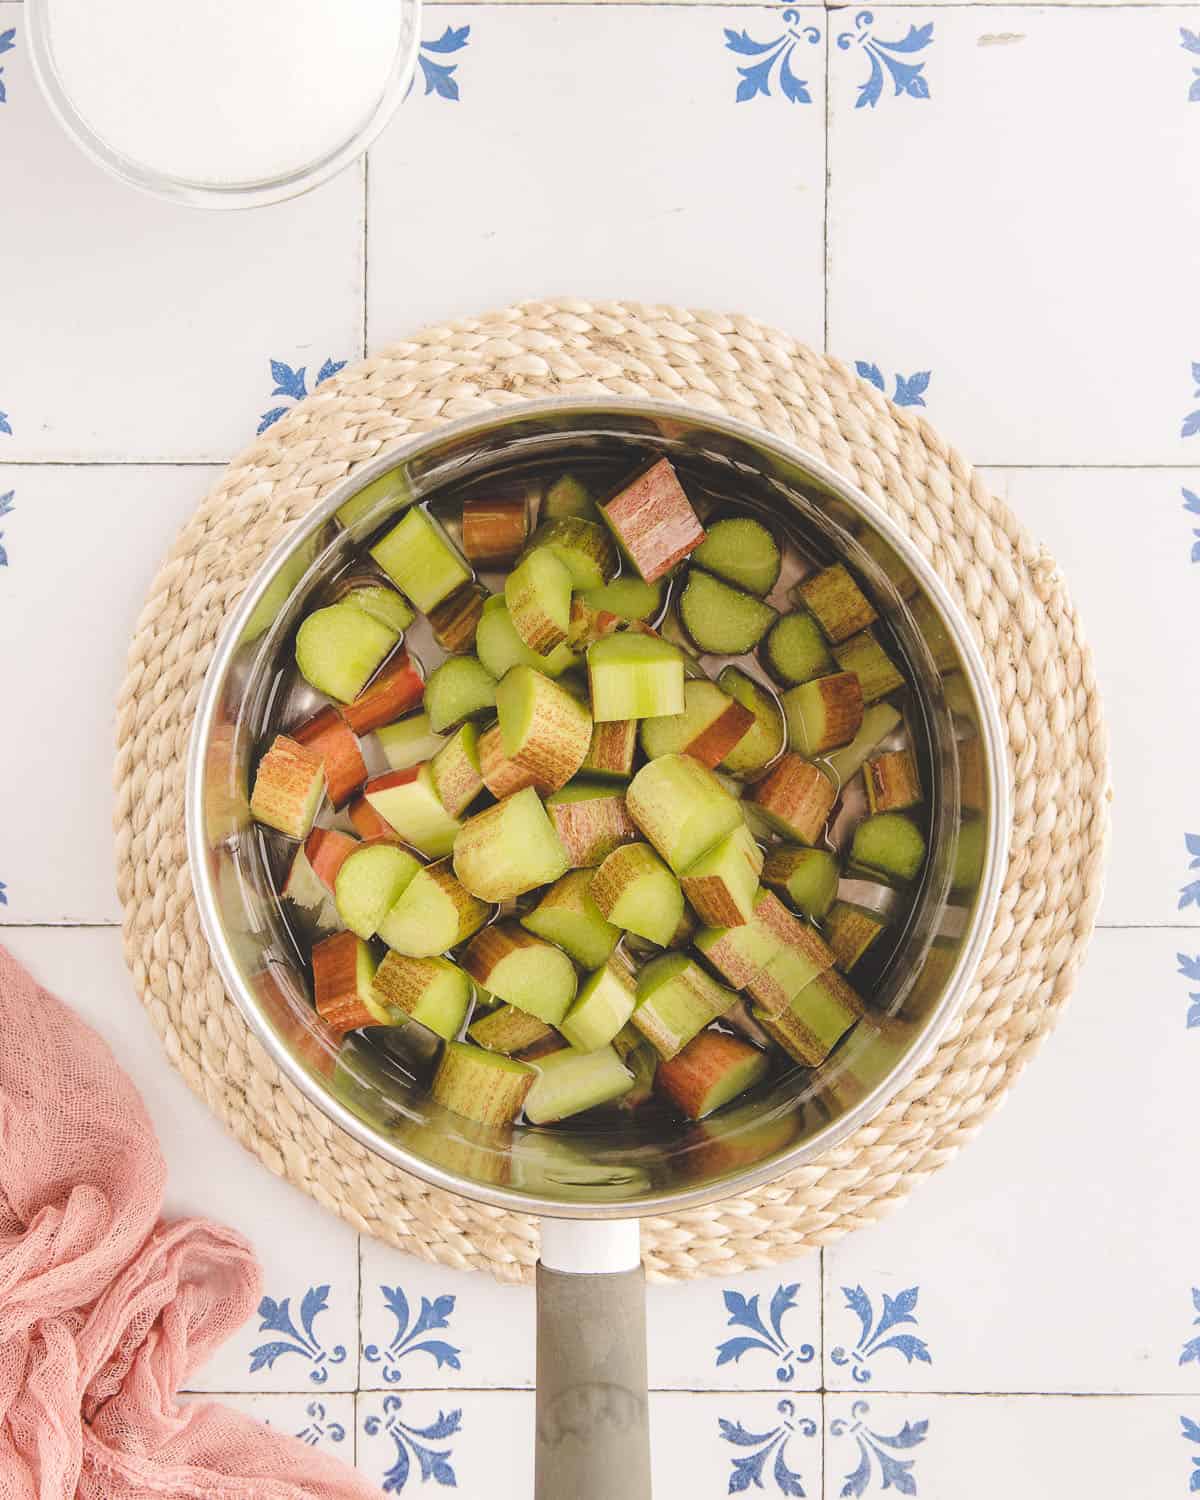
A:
47,0,407,186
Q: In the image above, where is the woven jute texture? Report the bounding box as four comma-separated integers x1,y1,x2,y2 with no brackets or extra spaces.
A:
115,299,1109,1284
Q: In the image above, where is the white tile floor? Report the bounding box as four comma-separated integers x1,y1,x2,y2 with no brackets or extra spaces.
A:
2,0,1198,1493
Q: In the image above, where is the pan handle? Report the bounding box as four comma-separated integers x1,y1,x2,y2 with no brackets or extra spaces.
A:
535,1218,651,1500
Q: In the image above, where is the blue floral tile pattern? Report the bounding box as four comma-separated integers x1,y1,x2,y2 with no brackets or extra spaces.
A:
830,1401,927,1497
1180,835,1200,911
258,357,348,435
1182,28,1200,102
1183,363,1200,439
719,1399,816,1496
415,25,471,102
295,1400,347,1447
830,1286,932,1384
0,490,13,568
715,1284,815,1384
0,410,11,436
855,362,931,408
1180,1290,1200,1366
0,881,8,907
837,13,932,110
1185,489,1200,564
249,1285,348,1385
0,26,14,106
363,1286,463,1384
364,1394,461,1492
1184,1415,1200,1492
1179,955,1200,1031
723,12,821,105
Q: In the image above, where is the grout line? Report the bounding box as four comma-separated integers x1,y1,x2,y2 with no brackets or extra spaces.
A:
361,155,370,361
822,17,832,354
355,1236,364,1466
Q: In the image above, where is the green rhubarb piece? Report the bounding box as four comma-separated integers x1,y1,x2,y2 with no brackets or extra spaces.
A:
370,506,472,613
461,922,578,1025
336,467,410,532
781,673,865,756
495,665,593,790
680,824,763,928
559,958,638,1052
631,952,738,1059
468,1002,554,1055
365,764,461,858
823,702,903,787
544,780,637,866
655,1030,770,1118
754,968,862,1066
521,517,618,590
691,517,781,597
580,575,664,623
504,547,573,655
952,816,986,892
580,719,638,780
715,666,786,776
333,843,421,941
626,752,744,872
762,846,839,920
611,1022,658,1108
589,843,683,948
824,901,886,970
430,1041,534,1125
586,633,685,721
475,595,575,680
376,713,446,771
429,723,484,818
796,563,877,644
679,569,777,655
377,858,489,957
424,655,498,733
694,911,781,991
524,1044,634,1124
638,679,754,768
850,812,927,884
833,630,905,703
340,583,416,634
371,952,472,1040
453,786,570,901
294,604,399,704
521,869,621,969
240,535,317,646
764,612,834,686
250,736,325,840
542,472,599,522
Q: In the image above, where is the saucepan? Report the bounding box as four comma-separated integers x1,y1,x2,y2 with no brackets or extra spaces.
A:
186,399,1010,1498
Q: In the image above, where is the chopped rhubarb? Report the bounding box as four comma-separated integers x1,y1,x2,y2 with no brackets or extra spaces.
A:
452,786,570,901
250,735,325,840
428,582,488,654
655,1030,769,1118
461,494,531,568
477,723,552,799
312,931,385,1034
639,678,755,769
292,706,367,808
342,650,425,735
295,604,399,705
750,753,837,845
495,664,593,792
461,922,578,1025
545,781,638,867
599,458,706,583
364,764,461,859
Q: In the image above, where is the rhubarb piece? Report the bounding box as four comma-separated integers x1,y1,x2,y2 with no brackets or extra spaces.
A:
679,570,777,656
452,787,570,901
334,842,422,940
559,958,638,1052
751,753,837,845
428,582,488,654
240,535,318,645
952,816,986,893
294,604,399,705
335,467,410,532
469,1002,553,1055
377,712,445,771
477,723,550,799
864,748,922,814
639,679,755,769
342,651,424,736
612,1022,658,1108
521,869,621,969
286,827,358,921
695,909,781,991
377,857,489,956
692,517,781,597
626,753,744,872
745,891,836,1016
339,581,416,634
715,666,786,776
764,612,834,686
580,575,664,623
521,517,618,591
292,706,367,808
567,595,622,648
681,824,763,928
504,547,573,655
824,901,886,971
589,843,683,948
312,931,385,1034
424,655,497,734
461,922,578,1024
430,723,484,818
543,472,598,522
782,672,865,755
850,813,927,884
517,1031,570,1063
656,1030,770,1119
796,563,876,644
824,702,903,787
475,595,575,680
347,796,396,842
833,630,905,703
461,494,530,568
910,593,958,672
524,1044,633,1123
762,845,839,920
587,633,685,721
958,736,986,813
600,458,706,583
250,735,325,839
495,665,593,792
430,1041,534,1126
364,764,461,858
754,968,862,1066
581,718,638,780
631,952,738,1059
370,506,472,613
371,952,472,1040
545,781,638,867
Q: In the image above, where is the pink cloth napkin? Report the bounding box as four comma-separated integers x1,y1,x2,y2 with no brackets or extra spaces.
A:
0,946,380,1500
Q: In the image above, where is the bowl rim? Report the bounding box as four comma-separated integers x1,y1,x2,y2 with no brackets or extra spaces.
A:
185,394,1012,1219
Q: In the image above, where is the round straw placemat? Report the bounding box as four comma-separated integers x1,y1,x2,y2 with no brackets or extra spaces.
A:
115,298,1109,1284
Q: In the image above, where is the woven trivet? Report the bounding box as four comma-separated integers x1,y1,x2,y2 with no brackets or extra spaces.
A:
115,299,1109,1284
